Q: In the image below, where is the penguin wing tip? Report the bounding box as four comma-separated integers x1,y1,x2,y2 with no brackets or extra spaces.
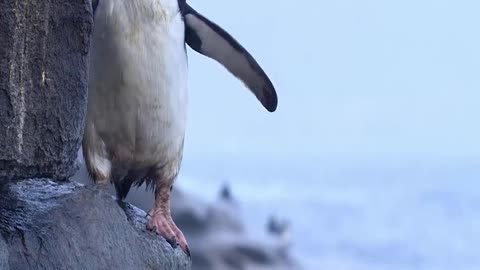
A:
262,84,278,112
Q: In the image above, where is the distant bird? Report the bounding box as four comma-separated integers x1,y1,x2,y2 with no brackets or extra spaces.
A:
219,183,233,202
83,0,277,257
267,216,290,239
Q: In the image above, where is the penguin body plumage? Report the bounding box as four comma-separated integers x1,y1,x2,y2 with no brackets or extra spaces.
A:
84,0,277,255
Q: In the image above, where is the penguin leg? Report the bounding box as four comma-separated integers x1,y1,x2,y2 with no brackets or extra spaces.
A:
82,124,111,186
146,180,190,257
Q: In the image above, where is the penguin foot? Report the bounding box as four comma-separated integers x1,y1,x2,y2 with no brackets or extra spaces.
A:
146,184,190,258
146,209,190,258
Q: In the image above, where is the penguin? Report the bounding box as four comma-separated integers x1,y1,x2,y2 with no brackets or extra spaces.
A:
84,0,277,257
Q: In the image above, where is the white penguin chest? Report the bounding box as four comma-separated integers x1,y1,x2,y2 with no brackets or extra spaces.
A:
89,0,188,162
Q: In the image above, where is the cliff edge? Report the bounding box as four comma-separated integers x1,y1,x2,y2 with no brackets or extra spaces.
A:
0,179,191,270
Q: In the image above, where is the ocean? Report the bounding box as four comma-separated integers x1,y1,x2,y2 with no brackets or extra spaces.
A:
179,157,480,270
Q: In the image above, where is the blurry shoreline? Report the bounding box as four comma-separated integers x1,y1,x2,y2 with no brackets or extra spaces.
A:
74,152,480,270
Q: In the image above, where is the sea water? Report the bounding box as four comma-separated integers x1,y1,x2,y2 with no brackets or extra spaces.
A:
180,157,480,270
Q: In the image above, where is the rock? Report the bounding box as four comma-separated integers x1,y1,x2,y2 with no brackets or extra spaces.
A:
0,179,191,270
0,0,93,181
0,236,8,270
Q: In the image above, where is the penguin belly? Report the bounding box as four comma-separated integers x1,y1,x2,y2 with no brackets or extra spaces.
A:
83,0,188,185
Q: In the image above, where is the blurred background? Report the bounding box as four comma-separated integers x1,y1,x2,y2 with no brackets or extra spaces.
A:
79,0,480,269
183,0,480,269
185,0,480,159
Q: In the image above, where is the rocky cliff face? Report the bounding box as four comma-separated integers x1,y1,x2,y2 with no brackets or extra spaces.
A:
0,0,91,181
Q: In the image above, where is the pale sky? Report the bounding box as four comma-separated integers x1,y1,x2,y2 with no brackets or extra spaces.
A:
184,0,480,160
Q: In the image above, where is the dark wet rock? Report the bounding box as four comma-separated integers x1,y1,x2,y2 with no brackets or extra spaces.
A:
0,0,92,182
0,179,191,270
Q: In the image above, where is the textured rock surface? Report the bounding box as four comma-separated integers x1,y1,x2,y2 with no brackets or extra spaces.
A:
0,0,93,181
0,236,8,270
0,179,191,270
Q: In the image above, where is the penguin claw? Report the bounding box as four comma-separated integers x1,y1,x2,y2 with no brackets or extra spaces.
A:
166,236,179,248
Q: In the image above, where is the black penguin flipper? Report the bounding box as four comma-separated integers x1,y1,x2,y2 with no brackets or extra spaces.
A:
183,4,278,112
